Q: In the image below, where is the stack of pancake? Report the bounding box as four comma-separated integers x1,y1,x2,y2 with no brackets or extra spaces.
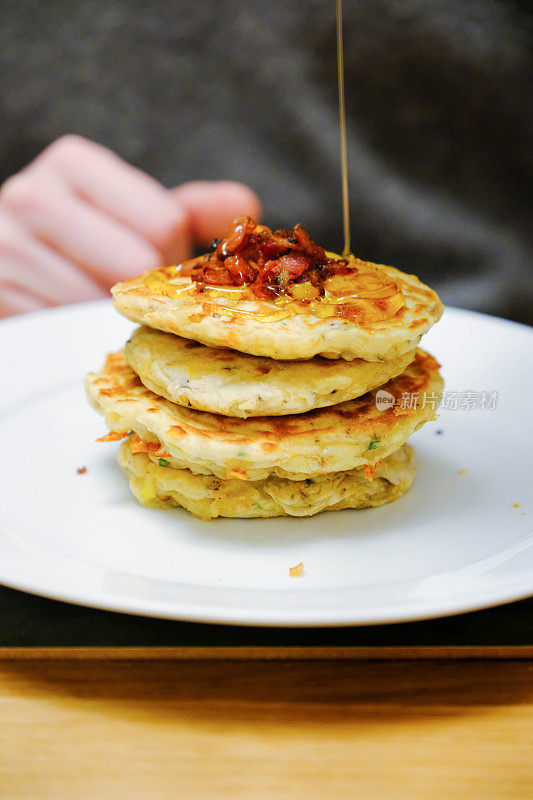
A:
86,219,444,521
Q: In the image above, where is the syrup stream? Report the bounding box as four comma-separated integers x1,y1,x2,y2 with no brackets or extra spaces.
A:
336,0,351,258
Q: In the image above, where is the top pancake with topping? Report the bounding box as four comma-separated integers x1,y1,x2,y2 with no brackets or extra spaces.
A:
112,217,443,361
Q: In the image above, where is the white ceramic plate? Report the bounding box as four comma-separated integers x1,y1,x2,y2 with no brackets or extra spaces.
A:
0,301,531,626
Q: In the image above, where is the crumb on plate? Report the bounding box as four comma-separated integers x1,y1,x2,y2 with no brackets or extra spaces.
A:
76,466,87,475
289,562,304,578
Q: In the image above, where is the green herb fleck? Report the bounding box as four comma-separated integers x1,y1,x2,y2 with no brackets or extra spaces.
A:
237,451,246,458
376,355,385,361
367,440,380,450
305,478,315,486
158,458,169,467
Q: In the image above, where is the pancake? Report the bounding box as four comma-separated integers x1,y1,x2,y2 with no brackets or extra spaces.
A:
118,438,416,520
124,326,415,418
86,348,443,481
112,259,443,362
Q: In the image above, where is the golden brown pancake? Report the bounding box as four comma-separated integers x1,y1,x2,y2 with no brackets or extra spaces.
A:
112,258,443,362
124,325,415,417
118,437,416,520
86,348,443,481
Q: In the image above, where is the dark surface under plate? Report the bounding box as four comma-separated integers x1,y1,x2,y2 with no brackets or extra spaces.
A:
1,585,531,647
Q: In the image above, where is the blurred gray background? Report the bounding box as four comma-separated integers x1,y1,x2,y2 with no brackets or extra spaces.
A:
0,0,531,322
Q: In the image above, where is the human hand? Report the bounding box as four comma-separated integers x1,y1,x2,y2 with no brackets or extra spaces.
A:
0,135,261,317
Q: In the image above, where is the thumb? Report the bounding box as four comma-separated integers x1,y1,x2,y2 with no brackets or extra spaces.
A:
171,181,261,245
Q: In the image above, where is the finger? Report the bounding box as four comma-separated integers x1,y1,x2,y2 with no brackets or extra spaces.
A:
1,168,164,286
0,209,105,305
171,181,262,244
0,284,47,318
31,136,191,262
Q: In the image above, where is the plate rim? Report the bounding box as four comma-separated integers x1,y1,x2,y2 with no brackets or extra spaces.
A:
0,551,531,627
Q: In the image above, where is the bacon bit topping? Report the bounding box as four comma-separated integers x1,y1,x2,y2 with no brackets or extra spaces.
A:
187,217,350,298
97,431,128,442
76,466,87,474
289,561,305,578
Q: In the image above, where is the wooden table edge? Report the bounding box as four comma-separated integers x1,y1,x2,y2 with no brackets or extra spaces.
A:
0,645,531,661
